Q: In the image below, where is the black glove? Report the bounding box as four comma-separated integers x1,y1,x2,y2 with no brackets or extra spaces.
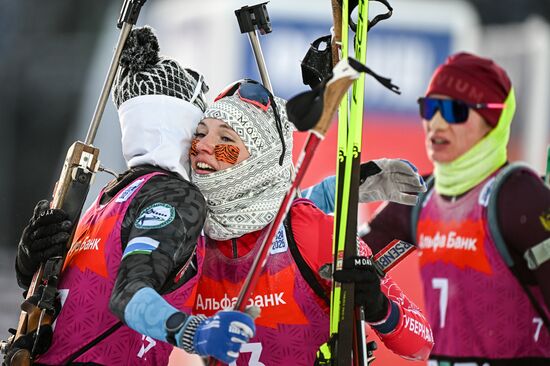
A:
16,200,72,288
2,324,54,365
332,256,389,323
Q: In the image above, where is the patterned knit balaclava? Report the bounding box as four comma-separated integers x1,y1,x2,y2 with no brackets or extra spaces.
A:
191,94,294,240
112,26,209,181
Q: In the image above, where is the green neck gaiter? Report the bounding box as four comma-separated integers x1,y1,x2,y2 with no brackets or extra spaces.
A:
434,88,516,196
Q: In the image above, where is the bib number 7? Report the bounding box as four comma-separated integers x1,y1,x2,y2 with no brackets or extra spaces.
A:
229,342,265,366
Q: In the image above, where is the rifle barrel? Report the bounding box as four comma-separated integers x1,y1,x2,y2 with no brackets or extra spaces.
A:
247,30,273,93
85,22,132,145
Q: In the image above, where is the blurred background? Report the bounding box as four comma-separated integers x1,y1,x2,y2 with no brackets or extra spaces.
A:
1,0,549,365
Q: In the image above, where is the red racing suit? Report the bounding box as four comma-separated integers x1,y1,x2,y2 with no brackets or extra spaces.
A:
193,199,433,365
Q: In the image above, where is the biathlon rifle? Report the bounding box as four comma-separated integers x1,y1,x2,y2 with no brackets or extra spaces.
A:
0,1,146,365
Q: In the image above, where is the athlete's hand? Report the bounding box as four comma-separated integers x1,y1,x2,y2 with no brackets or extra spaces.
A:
179,311,256,364
333,256,390,323
359,159,426,205
16,200,72,284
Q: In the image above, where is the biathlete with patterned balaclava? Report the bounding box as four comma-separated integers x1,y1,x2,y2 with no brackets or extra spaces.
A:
309,52,550,366
185,80,434,365
12,27,254,366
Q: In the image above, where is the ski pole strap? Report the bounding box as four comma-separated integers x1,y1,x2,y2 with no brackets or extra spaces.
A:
366,0,393,31
348,58,400,94
301,35,333,89
342,0,393,32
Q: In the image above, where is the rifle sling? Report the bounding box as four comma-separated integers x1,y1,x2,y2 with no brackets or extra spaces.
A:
62,322,122,365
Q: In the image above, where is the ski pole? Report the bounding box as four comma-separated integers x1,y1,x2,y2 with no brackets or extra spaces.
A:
86,0,146,145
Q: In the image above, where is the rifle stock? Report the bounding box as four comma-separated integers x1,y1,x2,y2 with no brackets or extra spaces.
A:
5,142,100,366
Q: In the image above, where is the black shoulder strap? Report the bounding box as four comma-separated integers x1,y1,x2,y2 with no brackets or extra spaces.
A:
410,175,434,245
284,205,330,307
63,322,123,365
486,163,529,266
486,163,550,332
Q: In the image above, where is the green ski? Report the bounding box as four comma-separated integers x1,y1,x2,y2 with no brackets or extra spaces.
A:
330,0,369,364
329,0,397,364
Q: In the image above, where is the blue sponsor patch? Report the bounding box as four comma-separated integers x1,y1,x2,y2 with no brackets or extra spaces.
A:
135,203,176,229
122,237,160,259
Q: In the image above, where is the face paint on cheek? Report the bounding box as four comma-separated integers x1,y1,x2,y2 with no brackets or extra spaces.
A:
214,144,240,165
189,138,199,156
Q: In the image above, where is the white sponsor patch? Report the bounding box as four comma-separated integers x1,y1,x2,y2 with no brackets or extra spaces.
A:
135,203,175,229
478,177,496,207
270,226,288,254
116,178,145,203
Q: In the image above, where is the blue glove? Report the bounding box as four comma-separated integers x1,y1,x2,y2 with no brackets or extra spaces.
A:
179,311,255,364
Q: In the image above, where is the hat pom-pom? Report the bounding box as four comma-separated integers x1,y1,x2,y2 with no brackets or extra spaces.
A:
120,26,160,73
